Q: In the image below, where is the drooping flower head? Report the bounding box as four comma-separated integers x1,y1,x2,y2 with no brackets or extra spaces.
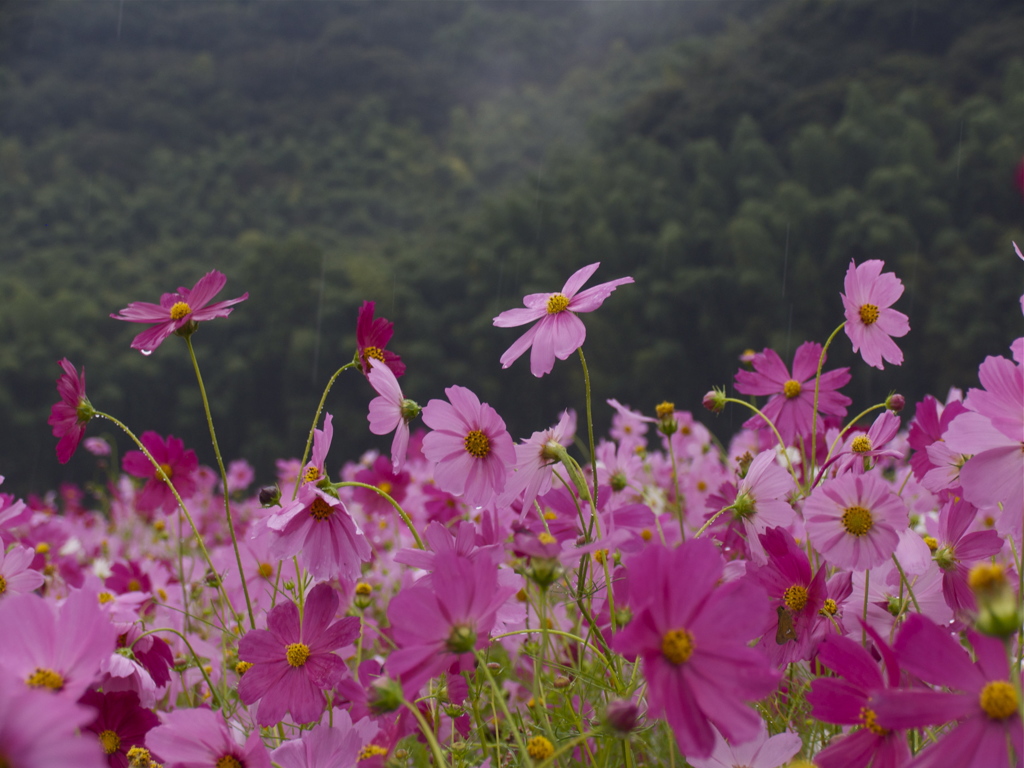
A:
110,270,248,353
493,262,633,377
367,359,420,473
121,432,199,515
238,583,360,727
734,342,851,445
421,385,515,507
841,260,910,370
49,358,96,464
356,301,405,378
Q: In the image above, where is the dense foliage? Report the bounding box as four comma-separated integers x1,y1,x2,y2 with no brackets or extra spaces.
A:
1,0,1021,494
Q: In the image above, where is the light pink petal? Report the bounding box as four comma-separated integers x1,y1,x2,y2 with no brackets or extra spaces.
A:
368,359,403,403
499,323,542,370
874,307,910,337
958,445,1023,512
944,411,1014,454
368,396,402,435
492,306,546,328
569,276,634,312
127,322,177,352
183,270,227,310
549,312,587,360
866,271,905,309
751,731,803,767
528,319,559,377
444,386,483,426
110,301,171,323
391,423,410,473
560,262,602,297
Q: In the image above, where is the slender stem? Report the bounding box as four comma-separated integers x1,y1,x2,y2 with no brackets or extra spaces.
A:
334,481,423,549
132,627,221,708
535,731,598,768
810,322,847,478
401,694,449,768
720,397,799,484
94,412,236,624
577,348,598,510
184,336,255,631
862,568,870,646
693,503,736,539
666,437,686,540
492,628,618,680
293,360,359,499
891,554,921,614
475,648,530,760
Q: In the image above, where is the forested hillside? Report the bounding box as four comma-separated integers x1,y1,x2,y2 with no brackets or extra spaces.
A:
1,0,1021,495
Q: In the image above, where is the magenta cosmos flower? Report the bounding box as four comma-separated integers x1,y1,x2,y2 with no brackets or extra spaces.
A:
49,358,96,464
421,385,515,507
356,300,405,377
734,342,851,445
493,262,633,377
874,613,1024,768
238,583,360,726
611,540,779,759
80,689,160,768
146,707,271,768
367,359,419,473
803,474,907,571
110,270,248,353
841,259,910,370
122,432,198,515
270,709,378,768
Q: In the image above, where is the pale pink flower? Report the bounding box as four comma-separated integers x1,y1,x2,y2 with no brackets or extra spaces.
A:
493,262,633,377
841,260,910,370
0,544,44,598
367,359,418,473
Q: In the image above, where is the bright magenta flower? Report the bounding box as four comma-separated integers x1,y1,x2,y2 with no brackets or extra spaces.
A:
80,689,160,768
803,474,907,571
110,270,248,353
611,540,778,759
421,385,515,507
734,342,851,445
49,358,95,464
841,260,910,370
122,432,198,515
238,583,360,727
356,300,405,377
493,262,633,377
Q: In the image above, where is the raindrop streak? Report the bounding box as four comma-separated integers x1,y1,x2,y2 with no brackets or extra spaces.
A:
954,119,963,183
781,222,789,299
311,251,327,384
116,0,124,41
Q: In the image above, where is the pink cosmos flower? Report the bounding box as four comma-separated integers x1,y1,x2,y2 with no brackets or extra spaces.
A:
367,359,418,473
841,259,910,370
734,342,851,445
0,588,116,700
356,300,405,377
906,393,968,485
352,454,409,517
49,358,96,464
686,721,802,768
270,709,378,768
930,498,1003,618
874,614,1024,768
803,474,907,571
611,540,778,759
829,411,903,476
238,583,360,726
385,553,516,697
110,270,248,353
122,432,198,515
80,689,160,768
0,667,107,768
146,707,272,768
0,544,44,598
421,385,516,507
493,262,633,377
500,409,576,513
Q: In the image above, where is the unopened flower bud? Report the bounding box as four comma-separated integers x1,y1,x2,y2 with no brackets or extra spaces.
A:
605,699,640,734
702,389,726,414
369,677,404,714
655,401,678,435
354,581,373,609
258,485,281,507
400,398,421,422
885,393,905,413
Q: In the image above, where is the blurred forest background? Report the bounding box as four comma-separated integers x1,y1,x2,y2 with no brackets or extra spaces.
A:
1,0,1022,496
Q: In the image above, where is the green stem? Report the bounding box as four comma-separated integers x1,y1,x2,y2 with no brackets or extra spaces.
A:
577,348,598,510
401,694,449,768
692,503,736,539
475,648,531,760
891,554,921,614
720,397,799,485
333,481,423,549
536,731,598,768
184,336,255,631
810,322,846,478
132,627,221,708
94,412,236,626
293,359,359,499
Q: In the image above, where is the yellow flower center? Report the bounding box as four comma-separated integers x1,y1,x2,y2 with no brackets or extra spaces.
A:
923,536,938,552
304,466,321,483
377,481,392,495
358,745,388,760
859,706,889,736
257,562,274,579
216,757,243,768
842,506,873,537
546,294,570,314
851,436,872,453
538,532,557,545
858,304,880,325
464,429,491,458
968,563,1006,591
159,463,174,479
285,642,310,667
26,667,64,690
640,529,653,542
655,401,676,418
979,680,1018,720
98,592,115,604
363,345,386,362
661,628,695,665
0,575,6,594
783,585,809,611
783,379,802,399
594,549,608,565
527,736,555,760
309,497,334,521
35,542,50,554
235,661,253,675
98,729,121,755
169,301,192,321
355,582,373,596
127,578,142,592
819,598,838,616
127,746,152,767
446,624,477,654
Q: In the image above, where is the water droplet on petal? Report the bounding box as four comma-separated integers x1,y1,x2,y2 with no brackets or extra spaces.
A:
140,349,153,356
